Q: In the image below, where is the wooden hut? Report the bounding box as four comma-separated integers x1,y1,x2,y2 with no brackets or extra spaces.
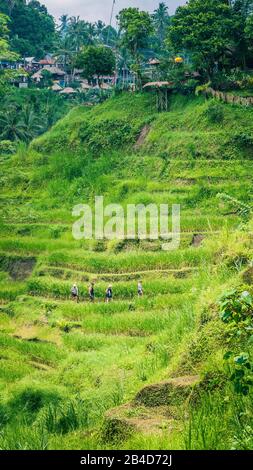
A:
143,81,173,112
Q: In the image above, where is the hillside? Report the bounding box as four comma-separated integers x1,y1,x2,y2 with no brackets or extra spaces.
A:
0,92,253,450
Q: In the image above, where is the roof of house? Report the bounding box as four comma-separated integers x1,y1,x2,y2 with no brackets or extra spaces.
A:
59,87,77,94
31,71,42,80
25,57,36,63
80,82,92,90
39,58,55,65
42,66,65,75
51,83,62,91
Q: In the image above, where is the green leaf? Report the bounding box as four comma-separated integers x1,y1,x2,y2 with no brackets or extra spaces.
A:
234,354,249,365
223,351,233,360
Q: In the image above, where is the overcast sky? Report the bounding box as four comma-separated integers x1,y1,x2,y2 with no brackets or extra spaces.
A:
42,1,187,24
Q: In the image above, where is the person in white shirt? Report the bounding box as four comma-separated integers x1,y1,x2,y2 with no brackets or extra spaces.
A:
138,281,143,297
71,284,79,303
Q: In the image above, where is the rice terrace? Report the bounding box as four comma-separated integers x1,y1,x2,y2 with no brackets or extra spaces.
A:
0,0,253,456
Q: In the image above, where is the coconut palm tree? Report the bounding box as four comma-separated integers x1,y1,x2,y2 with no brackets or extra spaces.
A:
95,20,106,42
53,35,75,74
59,14,70,37
68,17,92,51
152,2,170,48
85,23,97,46
0,106,26,141
20,105,44,142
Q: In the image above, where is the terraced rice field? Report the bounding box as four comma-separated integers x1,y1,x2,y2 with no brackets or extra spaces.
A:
0,93,252,449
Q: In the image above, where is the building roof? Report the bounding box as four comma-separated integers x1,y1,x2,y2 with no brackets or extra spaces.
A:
93,75,115,79
60,87,77,94
25,57,36,63
143,81,173,89
42,66,65,75
31,71,42,80
51,83,62,91
80,82,92,90
148,58,160,66
39,58,55,65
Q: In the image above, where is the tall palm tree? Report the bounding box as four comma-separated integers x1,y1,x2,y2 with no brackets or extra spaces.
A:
68,17,91,51
86,23,96,46
20,105,44,142
152,2,170,48
95,20,106,42
54,35,75,73
59,14,70,37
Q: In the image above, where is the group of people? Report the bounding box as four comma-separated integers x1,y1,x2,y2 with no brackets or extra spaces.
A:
70,281,143,303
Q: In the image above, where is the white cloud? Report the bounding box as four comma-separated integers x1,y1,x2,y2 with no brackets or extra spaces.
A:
42,0,186,24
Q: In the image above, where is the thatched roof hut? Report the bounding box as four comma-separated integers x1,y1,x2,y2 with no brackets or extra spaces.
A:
143,82,174,112
43,66,65,76
31,71,43,82
60,87,77,95
148,58,160,66
51,83,62,92
143,81,173,89
80,82,92,90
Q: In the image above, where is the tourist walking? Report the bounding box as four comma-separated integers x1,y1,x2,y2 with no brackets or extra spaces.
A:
89,282,95,302
71,284,79,303
105,285,113,303
138,281,143,297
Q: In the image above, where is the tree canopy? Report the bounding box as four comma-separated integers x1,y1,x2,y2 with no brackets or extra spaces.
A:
0,13,18,61
152,2,170,49
0,13,20,97
168,0,236,76
0,0,55,57
75,46,116,82
117,8,153,57
168,0,253,76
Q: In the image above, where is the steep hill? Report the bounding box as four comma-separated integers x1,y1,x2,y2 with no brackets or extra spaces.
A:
0,92,252,450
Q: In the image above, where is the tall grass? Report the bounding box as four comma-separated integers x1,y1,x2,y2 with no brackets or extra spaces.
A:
184,388,253,450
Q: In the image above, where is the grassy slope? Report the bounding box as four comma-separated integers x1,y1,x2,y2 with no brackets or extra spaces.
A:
0,92,252,450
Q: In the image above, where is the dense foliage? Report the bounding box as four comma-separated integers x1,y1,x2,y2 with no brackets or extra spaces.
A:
0,12,20,97
0,0,55,57
168,0,253,77
0,88,71,142
75,46,115,82
0,94,253,450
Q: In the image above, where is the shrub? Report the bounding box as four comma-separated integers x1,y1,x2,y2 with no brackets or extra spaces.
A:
8,387,61,417
204,101,224,123
219,289,253,343
0,140,16,155
195,82,211,96
211,71,240,91
224,351,253,396
181,79,199,95
232,131,253,148
219,289,253,325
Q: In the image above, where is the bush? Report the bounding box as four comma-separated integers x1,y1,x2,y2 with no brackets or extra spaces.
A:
232,131,253,148
0,140,16,155
204,101,224,123
8,387,61,417
238,75,253,91
211,72,240,91
181,79,199,95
